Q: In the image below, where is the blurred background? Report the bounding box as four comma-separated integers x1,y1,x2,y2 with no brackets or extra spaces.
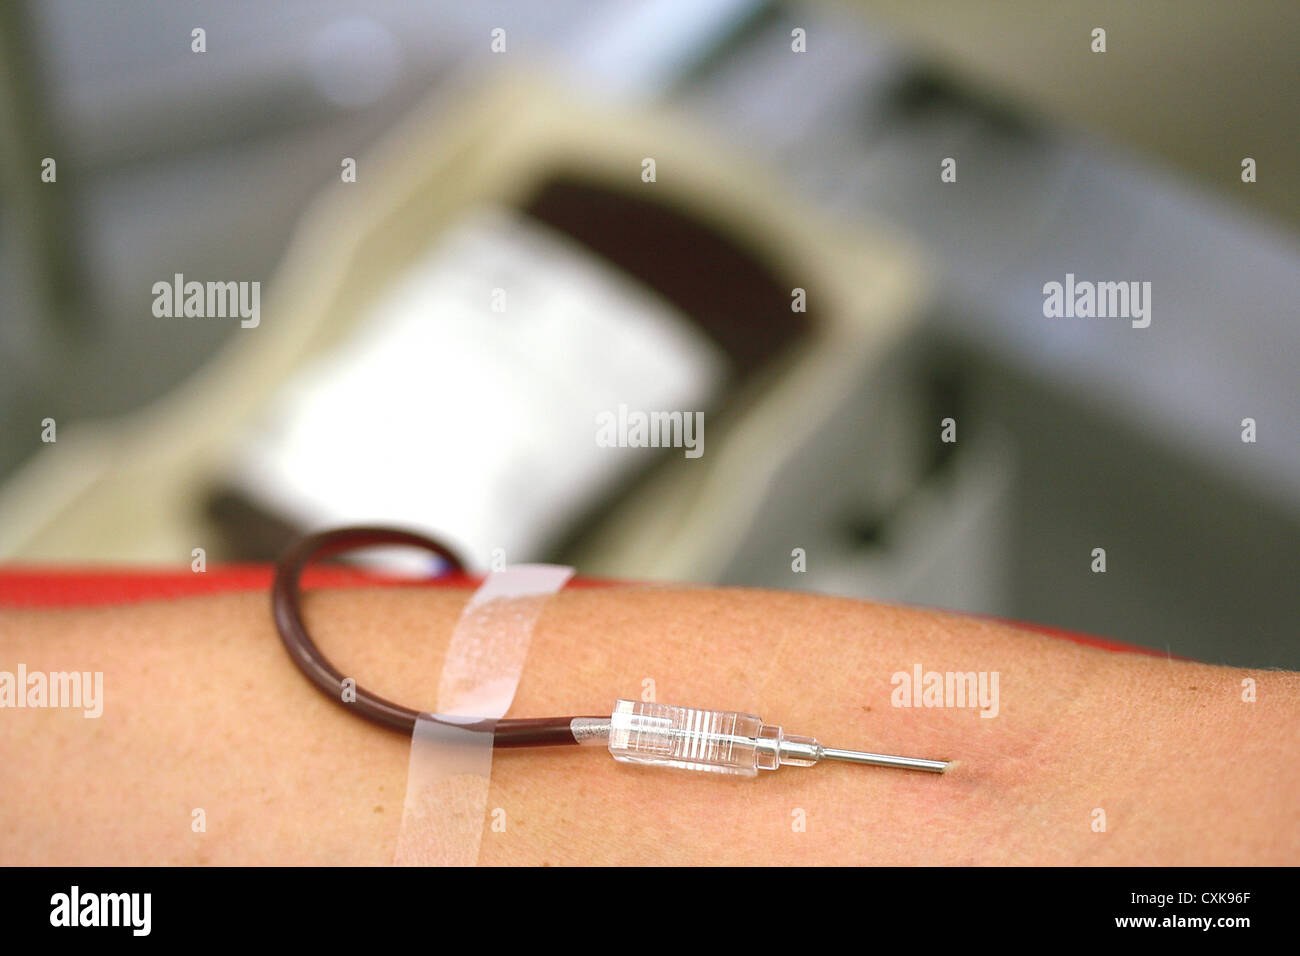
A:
0,0,1297,667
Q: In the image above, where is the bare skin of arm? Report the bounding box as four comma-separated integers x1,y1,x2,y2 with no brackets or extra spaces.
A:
1,586,1296,865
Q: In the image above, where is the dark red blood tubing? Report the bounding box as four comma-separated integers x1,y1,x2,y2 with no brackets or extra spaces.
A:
272,526,598,747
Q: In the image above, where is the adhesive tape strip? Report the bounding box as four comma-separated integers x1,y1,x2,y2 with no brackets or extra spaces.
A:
393,565,572,866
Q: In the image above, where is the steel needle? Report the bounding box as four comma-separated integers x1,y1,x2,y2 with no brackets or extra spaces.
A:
819,746,949,773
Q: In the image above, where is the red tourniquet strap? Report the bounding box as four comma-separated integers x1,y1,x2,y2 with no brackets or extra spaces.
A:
0,566,1161,656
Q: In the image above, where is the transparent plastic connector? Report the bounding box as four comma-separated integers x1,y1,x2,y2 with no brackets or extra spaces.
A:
607,699,822,777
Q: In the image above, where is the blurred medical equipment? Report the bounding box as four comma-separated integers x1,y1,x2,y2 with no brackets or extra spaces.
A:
1,0,1297,667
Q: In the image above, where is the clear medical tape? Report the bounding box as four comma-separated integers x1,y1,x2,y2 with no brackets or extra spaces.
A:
393,564,573,866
